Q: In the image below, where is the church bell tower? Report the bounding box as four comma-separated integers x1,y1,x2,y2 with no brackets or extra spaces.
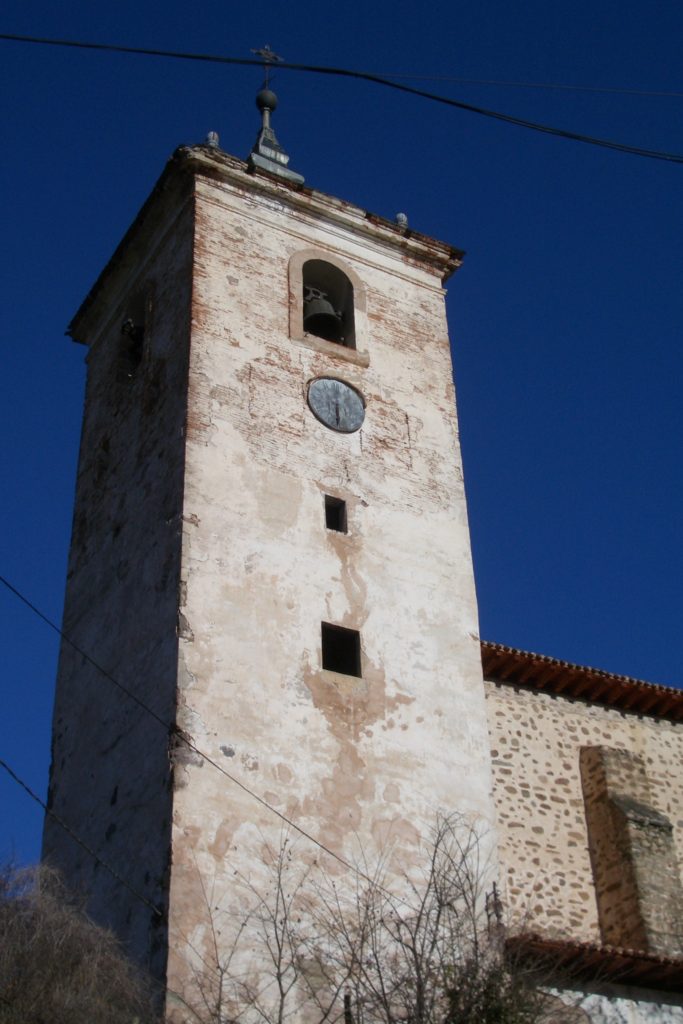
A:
44,87,498,1011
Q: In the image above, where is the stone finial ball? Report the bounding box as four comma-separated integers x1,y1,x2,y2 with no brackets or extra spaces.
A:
256,88,278,112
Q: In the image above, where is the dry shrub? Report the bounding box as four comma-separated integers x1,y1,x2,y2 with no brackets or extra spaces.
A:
0,863,159,1024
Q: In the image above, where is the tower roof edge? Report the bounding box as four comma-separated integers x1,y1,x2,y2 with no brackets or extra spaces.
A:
67,143,465,343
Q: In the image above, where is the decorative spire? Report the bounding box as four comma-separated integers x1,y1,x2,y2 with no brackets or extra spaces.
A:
247,45,304,185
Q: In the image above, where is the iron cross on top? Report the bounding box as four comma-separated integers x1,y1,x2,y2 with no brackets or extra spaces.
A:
251,44,284,87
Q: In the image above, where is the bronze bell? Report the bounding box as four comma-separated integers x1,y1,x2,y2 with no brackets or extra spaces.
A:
303,286,342,342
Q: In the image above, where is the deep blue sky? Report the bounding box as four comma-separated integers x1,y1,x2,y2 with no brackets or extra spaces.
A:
1,0,682,865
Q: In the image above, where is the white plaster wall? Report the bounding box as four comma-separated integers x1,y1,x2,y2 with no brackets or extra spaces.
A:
556,986,683,1023
166,169,498,1009
44,196,195,978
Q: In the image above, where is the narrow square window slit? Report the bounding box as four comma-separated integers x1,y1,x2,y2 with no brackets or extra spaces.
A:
325,495,347,533
321,622,361,677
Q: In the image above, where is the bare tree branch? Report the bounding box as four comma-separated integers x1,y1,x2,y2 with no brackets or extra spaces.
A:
171,815,578,1024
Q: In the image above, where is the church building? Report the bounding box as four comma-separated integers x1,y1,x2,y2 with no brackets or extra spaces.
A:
43,85,683,1022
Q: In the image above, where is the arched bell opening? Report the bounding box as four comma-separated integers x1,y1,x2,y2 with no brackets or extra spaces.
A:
302,260,356,348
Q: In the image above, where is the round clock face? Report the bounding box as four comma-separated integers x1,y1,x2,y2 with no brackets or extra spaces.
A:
307,377,365,433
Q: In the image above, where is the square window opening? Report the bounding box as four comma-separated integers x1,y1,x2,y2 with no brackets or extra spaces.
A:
321,622,361,677
325,495,348,533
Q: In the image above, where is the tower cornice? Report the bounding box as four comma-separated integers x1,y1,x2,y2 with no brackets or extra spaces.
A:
68,143,464,344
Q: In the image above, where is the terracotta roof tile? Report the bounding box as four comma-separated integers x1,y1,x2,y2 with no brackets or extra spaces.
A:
481,641,683,722
508,933,683,993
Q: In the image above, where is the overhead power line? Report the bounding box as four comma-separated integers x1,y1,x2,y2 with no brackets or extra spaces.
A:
1,32,682,164
0,755,163,918
370,72,683,99
0,573,403,901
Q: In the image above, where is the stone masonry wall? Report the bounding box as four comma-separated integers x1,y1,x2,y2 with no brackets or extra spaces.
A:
581,745,683,955
485,680,683,949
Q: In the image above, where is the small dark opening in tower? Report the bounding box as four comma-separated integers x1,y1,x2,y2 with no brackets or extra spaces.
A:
325,495,347,533
321,622,361,677
120,319,143,377
119,291,147,379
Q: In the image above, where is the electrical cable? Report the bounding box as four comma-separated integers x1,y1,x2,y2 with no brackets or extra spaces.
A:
367,72,683,99
1,32,682,164
0,755,163,918
0,573,401,897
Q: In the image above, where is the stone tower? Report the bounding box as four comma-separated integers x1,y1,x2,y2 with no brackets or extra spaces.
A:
44,95,497,1013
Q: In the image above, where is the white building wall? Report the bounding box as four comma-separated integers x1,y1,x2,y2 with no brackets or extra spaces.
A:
166,164,498,1008
557,986,683,1023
